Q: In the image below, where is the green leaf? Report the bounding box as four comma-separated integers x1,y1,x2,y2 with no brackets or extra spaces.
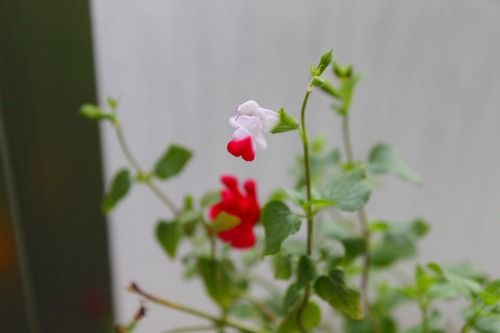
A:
200,190,220,208
410,218,430,237
154,144,192,180
341,237,366,262
297,255,317,288
284,283,302,311
312,76,341,98
101,169,132,213
345,316,397,333
371,219,429,267
155,221,182,259
415,265,436,293
371,232,416,267
368,143,422,185
314,269,362,320
428,283,460,300
273,253,293,280
178,209,201,225
334,74,360,116
485,280,500,297
277,302,321,333
271,108,299,134
211,212,241,233
262,201,302,256
429,262,482,299
444,272,482,299
322,169,372,212
197,257,236,308
80,104,116,123
106,96,119,111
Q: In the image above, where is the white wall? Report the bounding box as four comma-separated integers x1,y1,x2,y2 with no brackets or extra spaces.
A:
90,1,500,330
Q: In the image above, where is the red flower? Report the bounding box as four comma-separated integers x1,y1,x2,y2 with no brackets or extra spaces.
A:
209,175,260,249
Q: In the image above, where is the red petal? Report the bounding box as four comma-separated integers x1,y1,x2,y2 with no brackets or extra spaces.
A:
231,227,256,249
227,137,255,161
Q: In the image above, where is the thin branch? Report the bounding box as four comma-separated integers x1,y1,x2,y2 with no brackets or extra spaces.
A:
113,124,180,214
297,85,314,333
243,295,279,323
127,282,267,333
341,114,378,331
162,325,215,333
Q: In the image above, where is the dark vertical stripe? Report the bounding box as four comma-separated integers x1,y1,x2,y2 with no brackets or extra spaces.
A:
0,0,113,332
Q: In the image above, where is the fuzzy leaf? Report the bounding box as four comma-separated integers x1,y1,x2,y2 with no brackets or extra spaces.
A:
197,258,236,308
297,255,317,288
277,302,321,333
368,143,422,184
314,269,362,320
284,283,302,311
155,221,182,259
322,169,372,212
154,144,192,180
101,169,132,213
273,253,293,280
262,201,301,256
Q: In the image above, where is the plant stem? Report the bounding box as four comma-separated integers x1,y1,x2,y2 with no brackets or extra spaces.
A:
341,114,374,326
297,85,314,333
300,87,314,257
420,301,429,333
460,303,484,333
127,283,266,333
243,295,279,323
162,325,215,333
114,123,179,214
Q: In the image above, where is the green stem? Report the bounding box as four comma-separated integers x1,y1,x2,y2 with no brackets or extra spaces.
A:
341,114,374,327
114,124,179,214
297,85,314,333
128,283,266,333
162,325,215,333
420,301,429,333
243,295,279,323
460,303,484,333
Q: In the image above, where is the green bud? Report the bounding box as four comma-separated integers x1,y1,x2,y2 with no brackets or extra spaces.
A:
80,104,116,123
311,76,340,98
271,108,299,134
316,50,333,75
106,96,119,111
333,63,353,78
310,65,320,77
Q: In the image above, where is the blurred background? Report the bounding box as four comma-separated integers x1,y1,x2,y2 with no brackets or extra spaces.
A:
1,1,500,332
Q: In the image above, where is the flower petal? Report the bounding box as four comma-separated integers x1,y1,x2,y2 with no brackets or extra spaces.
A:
236,100,260,116
227,136,255,161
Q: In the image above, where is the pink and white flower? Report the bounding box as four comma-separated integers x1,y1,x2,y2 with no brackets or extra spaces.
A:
227,100,278,161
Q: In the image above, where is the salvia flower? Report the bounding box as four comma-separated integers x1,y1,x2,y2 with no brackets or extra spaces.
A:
227,100,278,161
209,175,260,249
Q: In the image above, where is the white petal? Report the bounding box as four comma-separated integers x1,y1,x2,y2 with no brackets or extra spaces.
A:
253,128,268,150
232,115,260,131
259,108,279,131
232,127,251,140
229,116,238,128
236,100,260,116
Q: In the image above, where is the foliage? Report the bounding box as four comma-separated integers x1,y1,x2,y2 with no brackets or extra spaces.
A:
80,51,499,333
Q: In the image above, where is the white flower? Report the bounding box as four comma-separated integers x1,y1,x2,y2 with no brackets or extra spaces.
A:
227,100,278,161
